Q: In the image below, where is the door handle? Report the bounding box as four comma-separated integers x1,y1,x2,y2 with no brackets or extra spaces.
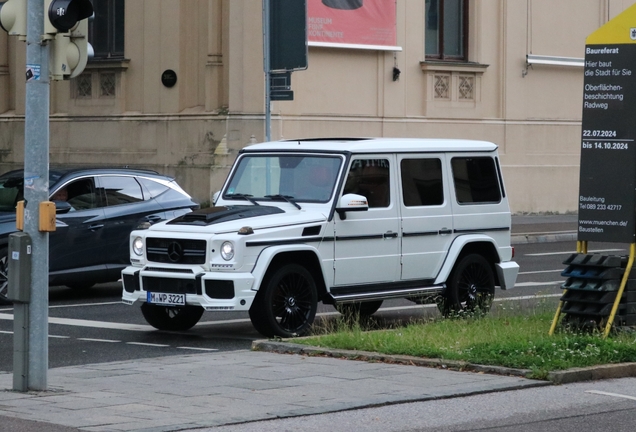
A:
88,224,104,231
438,228,453,235
383,231,398,239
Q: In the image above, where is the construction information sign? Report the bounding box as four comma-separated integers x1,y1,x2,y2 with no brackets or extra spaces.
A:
578,5,636,243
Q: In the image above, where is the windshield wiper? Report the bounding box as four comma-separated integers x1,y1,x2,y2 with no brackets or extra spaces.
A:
265,194,302,210
225,193,260,205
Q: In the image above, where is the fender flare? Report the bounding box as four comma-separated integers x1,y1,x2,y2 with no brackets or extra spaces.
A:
434,234,501,285
250,244,326,292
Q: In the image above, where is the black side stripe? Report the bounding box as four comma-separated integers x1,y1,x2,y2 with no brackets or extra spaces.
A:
246,227,510,247
403,231,439,237
454,227,510,234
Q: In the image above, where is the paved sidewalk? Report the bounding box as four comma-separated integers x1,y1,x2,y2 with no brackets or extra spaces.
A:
0,350,547,432
0,214,580,432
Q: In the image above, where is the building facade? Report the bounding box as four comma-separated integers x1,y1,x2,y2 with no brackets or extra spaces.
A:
1,0,633,212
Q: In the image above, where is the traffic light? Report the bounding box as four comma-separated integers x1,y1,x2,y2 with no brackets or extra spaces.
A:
44,0,93,35
0,0,27,38
47,0,93,80
50,17,91,80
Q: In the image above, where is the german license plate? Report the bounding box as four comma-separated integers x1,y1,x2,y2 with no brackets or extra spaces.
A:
147,292,185,306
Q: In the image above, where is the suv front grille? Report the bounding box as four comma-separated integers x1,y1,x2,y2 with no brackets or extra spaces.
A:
142,276,198,294
146,238,206,264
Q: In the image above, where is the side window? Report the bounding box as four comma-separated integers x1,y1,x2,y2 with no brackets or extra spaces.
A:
425,0,468,61
89,0,125,59
451,157,501,204
52,178,100,210
343,159,390,208
101,176,144,206
401,158,444,206
138,178,170,200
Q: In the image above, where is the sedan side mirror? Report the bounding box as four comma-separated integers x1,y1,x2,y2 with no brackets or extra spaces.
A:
335,193,368,219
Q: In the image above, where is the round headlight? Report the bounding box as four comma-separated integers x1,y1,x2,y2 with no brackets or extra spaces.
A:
220,241,234,261
133,237,144,256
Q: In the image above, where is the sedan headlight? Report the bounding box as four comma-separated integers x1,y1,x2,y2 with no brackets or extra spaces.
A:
133,236,144,256
220,241,234,261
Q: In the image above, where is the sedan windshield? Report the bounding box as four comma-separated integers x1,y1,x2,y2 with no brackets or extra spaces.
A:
0,171,64,212
224,154,343,203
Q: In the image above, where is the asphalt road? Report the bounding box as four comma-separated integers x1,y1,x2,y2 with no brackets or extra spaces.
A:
0,240,630,372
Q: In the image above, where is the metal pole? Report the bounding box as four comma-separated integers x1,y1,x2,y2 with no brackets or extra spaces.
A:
263,0,271,141
23,0,50,391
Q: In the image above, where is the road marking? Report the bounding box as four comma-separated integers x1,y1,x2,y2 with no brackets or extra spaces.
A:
518,269,563,275
49,301,121,309
586,390,636,401
126,342,170,347
513,281,563,287
526,249,624,257
176,347,219,351
49,335,70,339
0,293,565,332
0,313,154,331
77,338,121,343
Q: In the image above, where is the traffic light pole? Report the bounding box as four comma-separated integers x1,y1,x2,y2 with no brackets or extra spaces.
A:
22,0,50,391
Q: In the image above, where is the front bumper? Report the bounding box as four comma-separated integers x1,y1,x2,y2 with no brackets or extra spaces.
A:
121,266,257,311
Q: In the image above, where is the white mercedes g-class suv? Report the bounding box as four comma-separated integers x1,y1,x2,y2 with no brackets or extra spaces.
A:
122,138,519,337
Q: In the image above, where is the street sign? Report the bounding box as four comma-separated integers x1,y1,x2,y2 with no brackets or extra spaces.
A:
269,0,307,72
578,4,636,243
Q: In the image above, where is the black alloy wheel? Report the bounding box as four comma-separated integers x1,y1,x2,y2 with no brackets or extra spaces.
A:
441,253,495,317
141,303,204,331
249,263,318,338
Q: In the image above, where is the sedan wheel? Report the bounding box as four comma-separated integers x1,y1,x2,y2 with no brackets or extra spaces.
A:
335,300,383,318
0,248,9,304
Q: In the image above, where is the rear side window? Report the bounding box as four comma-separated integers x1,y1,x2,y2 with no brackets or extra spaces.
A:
101,176,144,206
138,178,170,199
451,157,501,204
400,158,443,206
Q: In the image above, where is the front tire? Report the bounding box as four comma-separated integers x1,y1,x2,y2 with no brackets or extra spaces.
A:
141,303,204,331
441,254,495,317
249,263,318,338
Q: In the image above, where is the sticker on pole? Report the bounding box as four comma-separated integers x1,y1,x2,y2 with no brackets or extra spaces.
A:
26,64,41,82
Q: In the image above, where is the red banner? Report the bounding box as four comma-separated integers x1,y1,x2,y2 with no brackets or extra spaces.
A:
308,0,398,49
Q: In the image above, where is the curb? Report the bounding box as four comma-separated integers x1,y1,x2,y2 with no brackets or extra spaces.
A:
252,340,636,384
511,232,577,245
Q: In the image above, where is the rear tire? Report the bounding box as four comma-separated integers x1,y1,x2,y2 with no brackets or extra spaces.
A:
335,300,383,318
249,263,318,338
141,303,204,331
440,254,495,317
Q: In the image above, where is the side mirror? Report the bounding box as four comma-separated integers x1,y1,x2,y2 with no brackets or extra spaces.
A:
336,193,368,219
212,191,220,206
54,200,72,214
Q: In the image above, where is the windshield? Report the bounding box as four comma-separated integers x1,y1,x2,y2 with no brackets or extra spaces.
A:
0,171,63,212
224,154,343,203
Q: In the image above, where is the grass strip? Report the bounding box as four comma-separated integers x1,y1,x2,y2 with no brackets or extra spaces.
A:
295,310,636,380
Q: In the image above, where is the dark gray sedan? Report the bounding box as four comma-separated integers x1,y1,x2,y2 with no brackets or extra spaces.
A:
0,168,199,303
